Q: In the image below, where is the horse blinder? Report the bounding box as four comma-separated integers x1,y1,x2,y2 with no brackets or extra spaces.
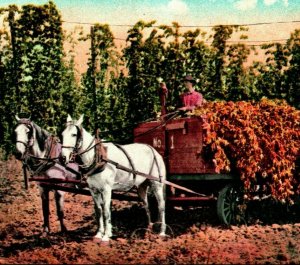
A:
14,120,34,159
61,125,83,163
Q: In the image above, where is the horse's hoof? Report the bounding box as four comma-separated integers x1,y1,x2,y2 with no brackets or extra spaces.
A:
93,237,102,243
102,235,110,242
93,237,110,245
148,223,154,230
100,240,110,246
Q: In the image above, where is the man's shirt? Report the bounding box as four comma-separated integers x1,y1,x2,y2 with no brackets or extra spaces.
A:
180,90,204,110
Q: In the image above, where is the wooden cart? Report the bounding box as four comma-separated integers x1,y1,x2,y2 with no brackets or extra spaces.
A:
134,115,246,225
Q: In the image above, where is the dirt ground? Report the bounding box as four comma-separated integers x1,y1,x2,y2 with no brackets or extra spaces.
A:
1,158,300,264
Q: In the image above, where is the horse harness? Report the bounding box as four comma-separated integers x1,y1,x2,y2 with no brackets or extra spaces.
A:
79,137,108,177
61,124,107,177
65,124,163,186
113,143,163,184
63,124,203,196
92,143,203,196
16,119,62,189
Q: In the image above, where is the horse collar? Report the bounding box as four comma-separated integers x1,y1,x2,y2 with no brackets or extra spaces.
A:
45,136,59,159
81,139,108,176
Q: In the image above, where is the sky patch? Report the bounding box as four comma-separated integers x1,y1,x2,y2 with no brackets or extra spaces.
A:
233,0,289,10
167,0,189,15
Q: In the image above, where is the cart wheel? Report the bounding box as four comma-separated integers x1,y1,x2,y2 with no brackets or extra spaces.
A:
217,184,247,225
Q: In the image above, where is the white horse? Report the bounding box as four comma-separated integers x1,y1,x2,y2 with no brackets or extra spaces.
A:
14,116,78,234
61,114,166,242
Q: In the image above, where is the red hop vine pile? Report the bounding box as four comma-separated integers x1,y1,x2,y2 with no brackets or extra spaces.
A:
194,98,300,202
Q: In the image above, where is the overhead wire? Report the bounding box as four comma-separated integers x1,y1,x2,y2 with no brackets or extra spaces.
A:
62,20,300,28
62,19,300,45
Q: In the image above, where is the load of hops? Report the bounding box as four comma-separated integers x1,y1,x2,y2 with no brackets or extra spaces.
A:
194,98,300,202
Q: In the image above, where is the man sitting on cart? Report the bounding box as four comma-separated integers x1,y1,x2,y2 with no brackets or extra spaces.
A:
159,75,205,112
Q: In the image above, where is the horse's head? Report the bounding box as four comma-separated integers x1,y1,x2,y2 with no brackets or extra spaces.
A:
61,114,84,164
14,115,34,160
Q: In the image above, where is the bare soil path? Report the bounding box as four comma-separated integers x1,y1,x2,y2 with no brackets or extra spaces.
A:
1,158,300,264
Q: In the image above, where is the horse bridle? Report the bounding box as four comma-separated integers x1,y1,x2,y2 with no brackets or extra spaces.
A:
61,123,94,162
61,123,108,173
15,119,34,153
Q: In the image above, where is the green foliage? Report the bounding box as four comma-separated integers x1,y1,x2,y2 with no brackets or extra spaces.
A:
0,5,19,155
123,21,160,124
224,43,250,100
1,1,300,156
0,1,78,155
81,23,119,136
285,29,300,109
255,43,288,102
14,1,66,130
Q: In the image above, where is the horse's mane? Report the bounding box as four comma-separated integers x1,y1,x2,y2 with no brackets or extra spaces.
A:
32,122,50,152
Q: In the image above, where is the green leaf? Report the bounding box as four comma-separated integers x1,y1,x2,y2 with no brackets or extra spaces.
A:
23,75,33,82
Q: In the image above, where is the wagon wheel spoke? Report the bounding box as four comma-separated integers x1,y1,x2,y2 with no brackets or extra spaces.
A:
217,184,247,225
224,209,232,224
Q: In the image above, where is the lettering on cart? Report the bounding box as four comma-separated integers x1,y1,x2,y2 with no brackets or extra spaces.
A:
170,135,174,149
153,137,162,148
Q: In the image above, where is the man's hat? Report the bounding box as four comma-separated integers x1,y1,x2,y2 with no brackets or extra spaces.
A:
183,75,196,84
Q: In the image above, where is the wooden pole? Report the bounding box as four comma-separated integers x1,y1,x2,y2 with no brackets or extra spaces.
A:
90,25,97,133
8,8,20,110
159,82,167,118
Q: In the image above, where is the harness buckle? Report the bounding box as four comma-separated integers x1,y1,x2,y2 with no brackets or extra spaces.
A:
70,152,77,163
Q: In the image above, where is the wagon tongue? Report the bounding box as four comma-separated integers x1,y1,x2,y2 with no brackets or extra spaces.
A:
108,157,205,197
163,179,206,196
